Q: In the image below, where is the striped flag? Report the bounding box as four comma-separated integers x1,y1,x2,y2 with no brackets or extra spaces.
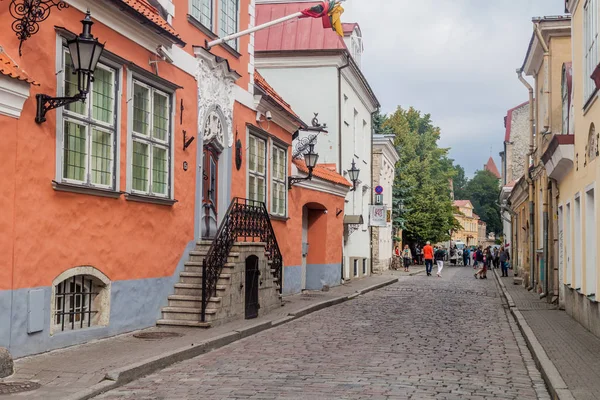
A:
300,1,345,37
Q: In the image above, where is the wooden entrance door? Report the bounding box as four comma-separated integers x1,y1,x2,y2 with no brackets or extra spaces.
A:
245,256,260,319
202,146,219,239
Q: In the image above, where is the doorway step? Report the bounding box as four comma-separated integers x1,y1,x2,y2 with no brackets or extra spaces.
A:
157,241,281,328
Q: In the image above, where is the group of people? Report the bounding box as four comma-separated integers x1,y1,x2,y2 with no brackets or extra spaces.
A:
396,242,446,277
470,245,511,279
394,242,511,279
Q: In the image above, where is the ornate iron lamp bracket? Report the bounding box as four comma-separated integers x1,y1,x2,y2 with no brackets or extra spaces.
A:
36,93,83,124
10,0,69,56
288,170,314,190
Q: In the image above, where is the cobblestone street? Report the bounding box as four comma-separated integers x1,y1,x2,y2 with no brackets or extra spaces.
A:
94,267,549,400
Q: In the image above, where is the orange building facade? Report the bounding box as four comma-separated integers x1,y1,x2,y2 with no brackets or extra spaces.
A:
0,0,350,357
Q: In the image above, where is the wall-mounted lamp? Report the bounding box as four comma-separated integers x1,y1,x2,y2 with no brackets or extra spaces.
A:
36,11,104,123
348,159,360,191
288,143,319,189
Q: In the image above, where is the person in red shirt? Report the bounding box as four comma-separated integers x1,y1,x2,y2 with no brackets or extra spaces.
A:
423,241,434,276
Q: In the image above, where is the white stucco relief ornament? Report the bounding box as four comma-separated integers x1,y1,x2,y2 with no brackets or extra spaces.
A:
195,54,238,148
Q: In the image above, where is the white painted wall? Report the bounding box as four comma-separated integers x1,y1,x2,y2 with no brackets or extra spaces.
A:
257,67,340,164
340,74,372,270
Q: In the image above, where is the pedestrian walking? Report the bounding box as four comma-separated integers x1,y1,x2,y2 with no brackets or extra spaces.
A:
493,247,500,269
499,246,510,277
402,245,412,272
415,244,422,265
474,246,486,279
423,241,434,276
463,247,470,266
435,246,445,277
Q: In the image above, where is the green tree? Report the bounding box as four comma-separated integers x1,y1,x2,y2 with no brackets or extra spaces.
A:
386,107,460,244
453,164,469,199
463,170,502,235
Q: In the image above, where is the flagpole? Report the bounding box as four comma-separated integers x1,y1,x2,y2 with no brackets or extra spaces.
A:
206,11,304,49
205,0,346,50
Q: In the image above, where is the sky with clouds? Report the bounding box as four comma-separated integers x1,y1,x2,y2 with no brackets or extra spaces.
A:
342,0,566,176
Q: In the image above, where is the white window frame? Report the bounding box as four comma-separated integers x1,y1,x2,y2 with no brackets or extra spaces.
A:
219,0,240,50
57,47,119,190
126,74,175,199
248,133,267,204
271,143,287,217
190,0,214,30
189,0,239,50
584,0,598,103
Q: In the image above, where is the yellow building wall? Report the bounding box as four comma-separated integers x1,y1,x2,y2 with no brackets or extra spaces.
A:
558,4,600,299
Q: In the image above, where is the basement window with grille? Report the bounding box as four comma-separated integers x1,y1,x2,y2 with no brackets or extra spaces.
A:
51,268,111,334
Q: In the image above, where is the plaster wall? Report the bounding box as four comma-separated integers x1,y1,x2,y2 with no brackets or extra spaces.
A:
371,145,395,272
255,67,340,164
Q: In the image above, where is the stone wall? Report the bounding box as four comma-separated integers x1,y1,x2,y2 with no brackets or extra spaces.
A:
507,103,531,184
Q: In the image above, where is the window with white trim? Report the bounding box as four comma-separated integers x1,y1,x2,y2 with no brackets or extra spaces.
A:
584,0,598,102
60,51,117,189
248,134,266,204
272,145,287,216
130,80,172,197
219,0,239,50
191,0,213,30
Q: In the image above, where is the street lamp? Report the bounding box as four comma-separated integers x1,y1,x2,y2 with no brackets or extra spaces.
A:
36,11,105,123
288,143,319,189
348,159,360,191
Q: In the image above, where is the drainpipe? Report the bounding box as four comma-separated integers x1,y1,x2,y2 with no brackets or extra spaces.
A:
370,108,378,275
517,68,536,289
550,178,560,303
535,22,551,296
338,54,350,281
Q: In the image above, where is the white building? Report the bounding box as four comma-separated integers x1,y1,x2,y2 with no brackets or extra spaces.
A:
254,1,380,282
372,135,399,272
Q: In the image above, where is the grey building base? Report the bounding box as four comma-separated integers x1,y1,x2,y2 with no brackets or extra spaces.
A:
0,347,13,378
564,285,600,339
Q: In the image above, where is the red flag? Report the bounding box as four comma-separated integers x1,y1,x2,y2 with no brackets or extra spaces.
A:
299,2,330,19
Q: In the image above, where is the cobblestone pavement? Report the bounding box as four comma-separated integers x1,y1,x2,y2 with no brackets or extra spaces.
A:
94,267,550,400
502,276,600,400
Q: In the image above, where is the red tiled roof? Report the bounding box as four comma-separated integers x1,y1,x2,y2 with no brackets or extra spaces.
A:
255,2,347,52
342,23,358,35
504,101,529,142
484,157,501,179
293,159,352,187
112,0,185,45
254,71,307,128
0,49,38,85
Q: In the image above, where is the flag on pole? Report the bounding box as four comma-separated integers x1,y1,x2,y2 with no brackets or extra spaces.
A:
300,1,345,37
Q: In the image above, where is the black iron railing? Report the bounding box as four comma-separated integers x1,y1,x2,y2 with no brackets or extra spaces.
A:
201,197,283,322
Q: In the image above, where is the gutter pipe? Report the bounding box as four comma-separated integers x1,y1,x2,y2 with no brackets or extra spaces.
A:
517,68,536,290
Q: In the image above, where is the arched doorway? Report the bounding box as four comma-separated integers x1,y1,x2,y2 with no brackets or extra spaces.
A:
245,255,260,319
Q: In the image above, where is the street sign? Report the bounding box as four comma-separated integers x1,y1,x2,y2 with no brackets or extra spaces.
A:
369,205,387,227
375,194,383,205
375,185,384,194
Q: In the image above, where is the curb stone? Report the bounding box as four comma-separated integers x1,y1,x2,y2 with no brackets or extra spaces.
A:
72,277,398,400
493,270,575,400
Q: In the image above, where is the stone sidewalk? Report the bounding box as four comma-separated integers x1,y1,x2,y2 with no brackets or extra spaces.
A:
1,271,417,400
496,271,600,400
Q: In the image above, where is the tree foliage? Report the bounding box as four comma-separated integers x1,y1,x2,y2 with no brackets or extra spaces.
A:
384,107,460,244
453,164,468,200
462,170,502,235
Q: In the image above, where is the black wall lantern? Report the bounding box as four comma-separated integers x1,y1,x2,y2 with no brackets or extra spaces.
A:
288,143,319,189
348,159,360,191
36,11,105,123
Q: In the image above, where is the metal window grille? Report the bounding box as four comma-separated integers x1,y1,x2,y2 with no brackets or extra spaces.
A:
54,275,99,331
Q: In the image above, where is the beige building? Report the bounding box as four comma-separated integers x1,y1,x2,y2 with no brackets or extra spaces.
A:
452,200,479,246
509,16,571,304
371,135,400,272
543,0,600,337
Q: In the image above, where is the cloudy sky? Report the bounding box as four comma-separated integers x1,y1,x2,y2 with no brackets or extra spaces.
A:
342,0,566,176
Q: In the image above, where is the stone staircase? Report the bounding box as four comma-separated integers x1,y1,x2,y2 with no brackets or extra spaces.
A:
157,240,281,328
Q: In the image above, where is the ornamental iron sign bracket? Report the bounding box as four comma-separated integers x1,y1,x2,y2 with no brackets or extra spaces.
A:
9,0,69,56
